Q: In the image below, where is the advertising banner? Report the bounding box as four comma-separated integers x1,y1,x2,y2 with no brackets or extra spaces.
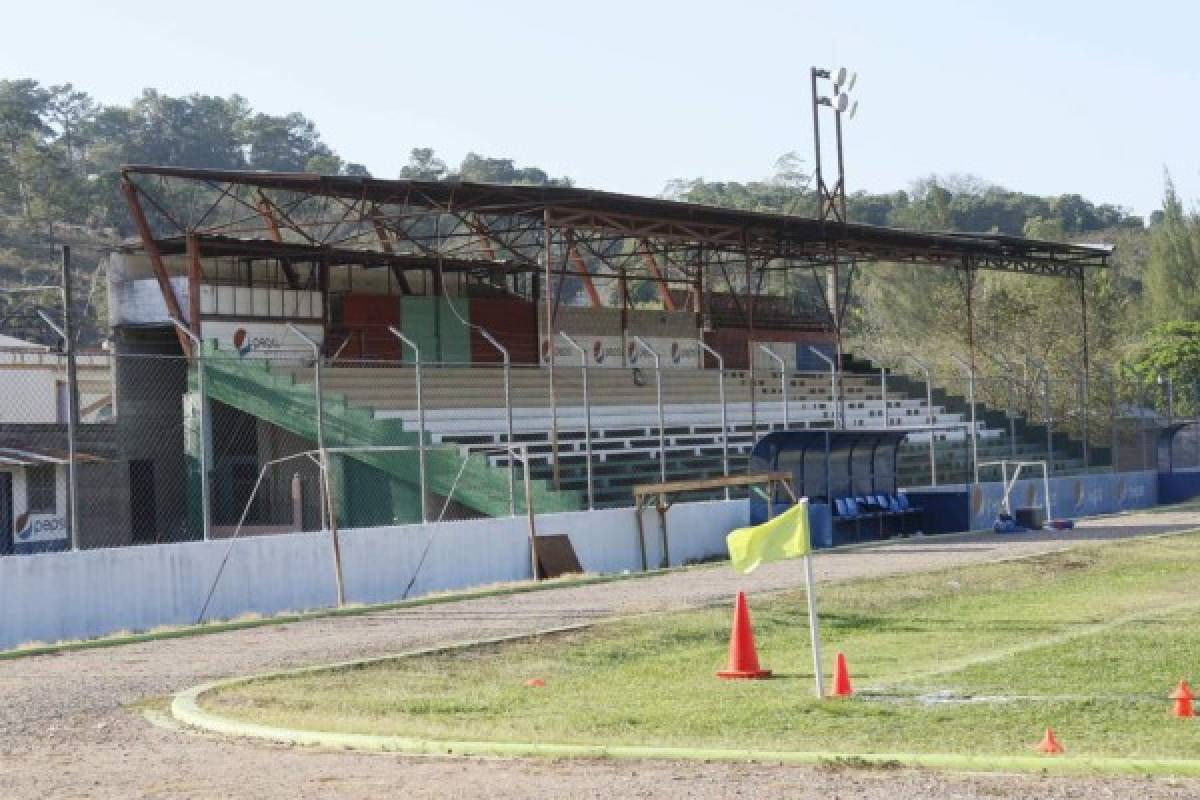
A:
540,335,699,369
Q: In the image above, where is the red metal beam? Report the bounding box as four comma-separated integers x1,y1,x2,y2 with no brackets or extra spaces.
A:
185,232,203,349
120,176,190,354
638,239,676,311
255,192,303,289
566,231,602,308
367,206,413,294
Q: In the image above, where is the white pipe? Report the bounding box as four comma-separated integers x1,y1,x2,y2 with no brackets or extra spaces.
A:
388,326,428,523
632,336,665,483
758,344,788,429
479,328,515,515
559,332,593,509
807,346,839,428
697,340,730,499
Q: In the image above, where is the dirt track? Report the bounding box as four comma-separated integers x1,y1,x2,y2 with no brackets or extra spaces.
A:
1,511,1199,800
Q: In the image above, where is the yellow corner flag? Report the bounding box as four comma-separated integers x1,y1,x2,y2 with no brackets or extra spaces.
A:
726,500,811,574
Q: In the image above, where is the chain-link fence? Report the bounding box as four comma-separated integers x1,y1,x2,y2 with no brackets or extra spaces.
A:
0,334,1187,557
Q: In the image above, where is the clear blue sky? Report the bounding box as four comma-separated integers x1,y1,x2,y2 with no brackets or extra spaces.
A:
4,0,1197,217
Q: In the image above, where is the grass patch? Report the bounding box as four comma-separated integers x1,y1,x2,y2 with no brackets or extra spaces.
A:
203,532,1200,760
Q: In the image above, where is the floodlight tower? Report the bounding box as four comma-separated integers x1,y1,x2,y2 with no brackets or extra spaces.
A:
810,66,858,428
810,66,858,223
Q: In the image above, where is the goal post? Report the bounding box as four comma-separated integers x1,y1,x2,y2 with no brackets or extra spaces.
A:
978,459,1052,523
195,443,537,622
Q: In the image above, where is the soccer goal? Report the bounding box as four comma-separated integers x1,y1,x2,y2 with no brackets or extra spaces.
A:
978,459,1052,524
195,443,538,623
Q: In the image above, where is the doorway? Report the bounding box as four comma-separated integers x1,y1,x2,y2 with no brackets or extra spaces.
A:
129,460,157,543
0,472,11,555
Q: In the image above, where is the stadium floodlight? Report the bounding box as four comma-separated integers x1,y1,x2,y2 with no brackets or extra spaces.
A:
830,66,848,87
831,93,851,113
847,99,859,120
845,72,857,92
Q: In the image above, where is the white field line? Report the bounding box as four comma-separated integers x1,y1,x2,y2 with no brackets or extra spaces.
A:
870,596,1200,692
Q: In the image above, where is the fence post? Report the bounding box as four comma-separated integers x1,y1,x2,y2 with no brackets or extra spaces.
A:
36,298,80,550
905,353,937,487
1043,371,1054,474
559,332,593,510
807,346,839,428
1110,369,1120,472
388,326,428,523
1078,369,1089,470
698,340,730,499
286,324,344,606
632,336,665,483
169,316,211,541
952,355,978,484
757,344,788,429
479,328,515,515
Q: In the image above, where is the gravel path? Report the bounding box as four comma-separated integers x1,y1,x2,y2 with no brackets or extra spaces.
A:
0,510,1198,799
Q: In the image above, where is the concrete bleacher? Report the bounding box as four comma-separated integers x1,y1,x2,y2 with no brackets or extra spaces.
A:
278,356,1103,510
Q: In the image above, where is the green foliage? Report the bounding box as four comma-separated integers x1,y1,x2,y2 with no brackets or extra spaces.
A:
1129,321,1200,381
1143,172,1200,323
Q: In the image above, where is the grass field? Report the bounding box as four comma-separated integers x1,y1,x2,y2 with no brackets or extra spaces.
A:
204,533,1200,760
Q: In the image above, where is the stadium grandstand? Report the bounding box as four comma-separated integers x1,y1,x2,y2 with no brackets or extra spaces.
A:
103,166,1111,532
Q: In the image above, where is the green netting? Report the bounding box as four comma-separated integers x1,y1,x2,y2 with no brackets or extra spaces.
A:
400,297,471,364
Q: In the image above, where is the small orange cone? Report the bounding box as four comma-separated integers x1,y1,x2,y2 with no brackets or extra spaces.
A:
716,591,771,679
1171,679,1194,718
524,678,545,688
830,651,853,697
1037,727,1064,754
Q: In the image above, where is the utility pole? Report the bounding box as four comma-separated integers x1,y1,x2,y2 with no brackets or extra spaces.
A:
60,246,80,550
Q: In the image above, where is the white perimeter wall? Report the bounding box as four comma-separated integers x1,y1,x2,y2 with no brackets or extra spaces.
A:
0,498,747,651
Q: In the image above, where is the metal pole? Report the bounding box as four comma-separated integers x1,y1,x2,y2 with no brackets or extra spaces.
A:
807,346,839,428
522,446,540,580
479,328,515,516
952,355,978,484
287,324,327,527
388,326,428,523
633,336,665,483
1007,380,1017,459
170,316,212,541
59,246,80,550
803,549,825,699
285,324,344,606
1110,370,1120,472
543,211,560,490
559,333,593,510
698,340,729,499
36,300,79,551
906,354,937,487
758,344,788,429
1043,370,1054,473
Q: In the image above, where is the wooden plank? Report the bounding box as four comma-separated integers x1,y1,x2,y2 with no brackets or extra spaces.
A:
534,534,583,579
632,472,793,498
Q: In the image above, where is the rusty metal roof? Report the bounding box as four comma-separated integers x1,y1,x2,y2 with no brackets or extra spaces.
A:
120,165,1112,275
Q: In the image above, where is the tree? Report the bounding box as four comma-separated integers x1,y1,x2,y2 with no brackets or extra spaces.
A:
46,84,96,165
0,80,52,216
1143,171,1200,323
1128,321,1200,415
399,147,448,181
240,111,334,172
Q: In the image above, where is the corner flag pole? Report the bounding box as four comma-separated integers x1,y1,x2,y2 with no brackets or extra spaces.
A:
776,492,825,698
803,548,825,698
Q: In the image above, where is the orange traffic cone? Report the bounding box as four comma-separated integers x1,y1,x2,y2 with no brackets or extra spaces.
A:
1036,727,1064,754
1171,679,1194,718
830,651,853,697
716,592,771,680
